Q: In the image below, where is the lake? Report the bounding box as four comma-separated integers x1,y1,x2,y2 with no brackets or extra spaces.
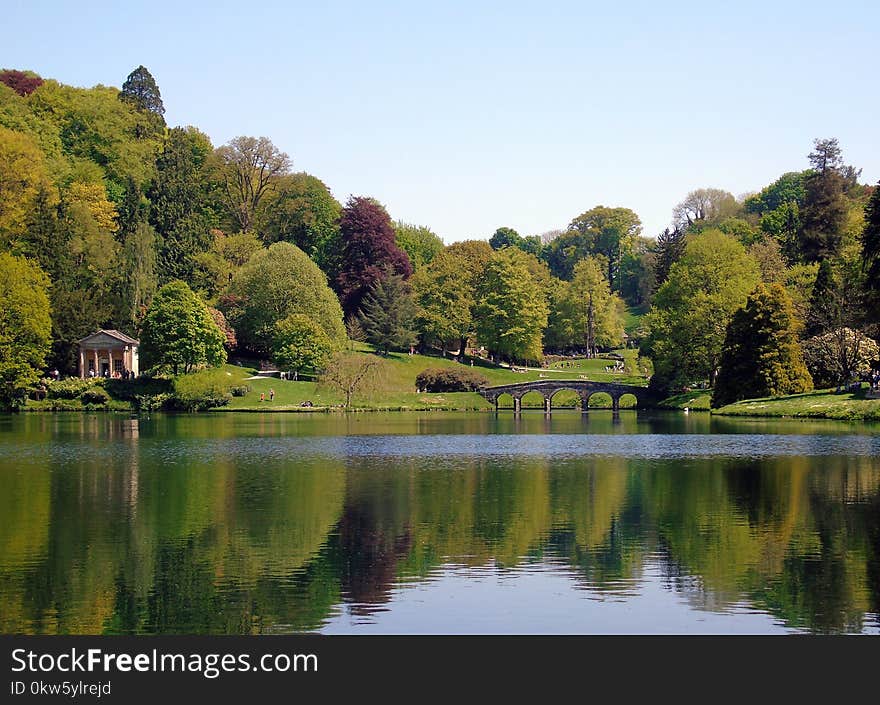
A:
1,411,878,634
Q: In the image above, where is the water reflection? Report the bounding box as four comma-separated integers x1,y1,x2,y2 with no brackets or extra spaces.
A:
0,412,878,634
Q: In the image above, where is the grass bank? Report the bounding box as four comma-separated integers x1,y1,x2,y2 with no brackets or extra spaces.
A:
712,387,880,421
222,346,647,412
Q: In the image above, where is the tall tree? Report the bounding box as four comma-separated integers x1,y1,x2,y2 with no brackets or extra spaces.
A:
335,196,412,316
562,206,641,291
119,65,165,118
148,127,219,282
412,240,493,355
712,284,813,407
861,183,880,321
215,136,291,232
652,227,686,291
547,258,624,356
642,230,760,391
474,247,549,363
358,275,419,354
799,138,851,262
140,281,226,374
116,222,158,332
672,188,738,231
255,172,341,268
0,253,51,408
393,221,444,270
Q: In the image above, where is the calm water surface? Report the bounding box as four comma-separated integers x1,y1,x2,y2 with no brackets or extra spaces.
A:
1,411,878,634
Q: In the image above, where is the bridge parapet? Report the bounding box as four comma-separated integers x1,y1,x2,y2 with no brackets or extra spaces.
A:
478,380,649,413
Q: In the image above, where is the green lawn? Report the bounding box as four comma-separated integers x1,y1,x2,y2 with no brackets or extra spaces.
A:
221,345,648,412
712,386,880,420
657,391,712,411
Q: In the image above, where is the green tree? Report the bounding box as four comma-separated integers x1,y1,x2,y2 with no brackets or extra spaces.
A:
140,281,226,374
0,253,51,407
474,247,549,363
119,66,165,119
358,274,419,354
393,221,444,270
673,188,739,231
642,230,760,391
861,182,880,320
215,136,291,233
712,284,813,407
0,125,51,244
547,258,624,355
799,138,851,262
116,221,158,331
255,172,342,268
227,241,345,354
148,126,220,283
272,314,333,376
411,240,493,354
489,226,542,256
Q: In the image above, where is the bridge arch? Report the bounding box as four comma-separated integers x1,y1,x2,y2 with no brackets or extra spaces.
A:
479,379,649,414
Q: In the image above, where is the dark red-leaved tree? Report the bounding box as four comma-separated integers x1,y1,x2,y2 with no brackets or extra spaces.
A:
0,69,43,96
335,196,412,316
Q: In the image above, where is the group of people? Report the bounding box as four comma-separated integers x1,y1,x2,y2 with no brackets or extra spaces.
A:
259,389,276,402
87,367,134,380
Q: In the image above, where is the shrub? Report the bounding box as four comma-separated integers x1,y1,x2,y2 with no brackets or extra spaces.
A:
171,368,234,411
80,387,110,405
416,367,490,392
229,384,250,397
104,376,172,400
47,378,104,399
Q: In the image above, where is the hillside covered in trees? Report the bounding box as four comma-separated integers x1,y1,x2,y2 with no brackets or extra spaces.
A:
1,66,879,410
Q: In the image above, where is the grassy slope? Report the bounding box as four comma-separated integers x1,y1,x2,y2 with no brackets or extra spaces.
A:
223,345,649,412
712,387,880,420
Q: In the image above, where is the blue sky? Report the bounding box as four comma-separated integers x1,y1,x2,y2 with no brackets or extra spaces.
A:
6,0,879,242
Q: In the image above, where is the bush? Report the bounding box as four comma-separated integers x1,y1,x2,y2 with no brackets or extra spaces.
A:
229,384,250,397
80,387,110,405
171,368,234,411
105,376,172,401
416,367,490,392
47,377,104,399
133,393,173,413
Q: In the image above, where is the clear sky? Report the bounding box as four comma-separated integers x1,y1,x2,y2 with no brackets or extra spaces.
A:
6,0,879,242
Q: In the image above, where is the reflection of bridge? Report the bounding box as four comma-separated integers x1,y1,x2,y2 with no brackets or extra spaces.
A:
478,380,651,413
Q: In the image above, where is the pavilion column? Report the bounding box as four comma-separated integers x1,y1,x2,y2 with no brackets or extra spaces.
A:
79,348,85,379
93,349,99,376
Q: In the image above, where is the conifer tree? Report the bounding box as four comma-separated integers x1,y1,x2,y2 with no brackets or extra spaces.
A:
119,65,165,118
358,274,418,354
712,283,813,407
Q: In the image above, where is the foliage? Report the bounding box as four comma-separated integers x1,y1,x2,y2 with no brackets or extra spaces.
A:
318,352,387,408
47,377,103,399
272,313,333,373
358,274,419,354
0,125,51,242
642,230,760,391
394,221,445,269
227,241,345,354
335,196,412,316
474,247,549,363
256,172,341,266
861,183,880,320
652,226,686,291
799,168,848,261
803,329,879,388
673,188,739,231
140,281,227,374
412,240,492,354
712,284,813,407
415,367,489,392
80,387,110,405
118,65,165,118
546,257,624,355
208,307,237,351
215,136,290,233
489,226,542,256
170,368,234,411
0,253,52,407
0,69,43,96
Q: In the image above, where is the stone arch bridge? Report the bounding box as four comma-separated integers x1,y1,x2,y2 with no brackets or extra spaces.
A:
478,380,651,414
